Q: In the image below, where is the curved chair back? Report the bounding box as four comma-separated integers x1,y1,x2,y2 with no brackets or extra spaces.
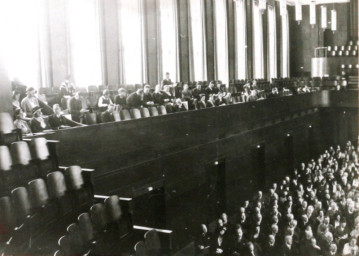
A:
113,111,121,122
67,223,84,253
131,109,142,119
78,212,95,242
145,229,161,253
47,171,67,199
121,110,132,121
0,112,15,134
105,195,122,222
141,108,151,118
0,196,16,229
28,179,49,208
10,141,31,165
158,105,167,115
58,235,71,255
150,107,159,117
90,203,108,232
66,165,84,190
135,241,148,256
0,145,12,171
11,187,31,220
31,137,49,160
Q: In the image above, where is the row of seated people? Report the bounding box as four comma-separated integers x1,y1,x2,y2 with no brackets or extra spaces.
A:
10,77,317,129
195,141,359,255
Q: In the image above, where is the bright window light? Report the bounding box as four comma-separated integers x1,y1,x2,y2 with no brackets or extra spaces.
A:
189,0,207,81
118,0,145,84
68,0,103,87
235,0,247,80
159,0,179,82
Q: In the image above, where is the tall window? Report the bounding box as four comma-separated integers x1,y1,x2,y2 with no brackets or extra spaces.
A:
68,0,103,87
235,0,247,80
214,0,229,86
281,10,289,77
268,5,277,80
189,0,207,81
252,1,264,79
0,0,43,88
118,0,146,84
158,0,179,82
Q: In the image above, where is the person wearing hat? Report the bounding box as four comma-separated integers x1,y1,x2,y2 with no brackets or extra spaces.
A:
13,109,32,135
21,87,40,117
29,106,51,133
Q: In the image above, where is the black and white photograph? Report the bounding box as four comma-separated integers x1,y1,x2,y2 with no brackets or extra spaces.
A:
0,0,358,255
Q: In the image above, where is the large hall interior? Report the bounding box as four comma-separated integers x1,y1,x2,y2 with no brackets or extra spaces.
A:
0,0,358,255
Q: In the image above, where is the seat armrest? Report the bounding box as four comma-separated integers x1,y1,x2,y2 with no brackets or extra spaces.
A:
94,195,133,214
133,225,173,251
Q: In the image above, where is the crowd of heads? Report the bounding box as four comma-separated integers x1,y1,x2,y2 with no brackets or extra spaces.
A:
196,140,359,255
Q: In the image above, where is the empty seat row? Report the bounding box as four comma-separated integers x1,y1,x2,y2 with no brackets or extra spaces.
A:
0,137,59,195
0,166,94,254
55,195,133,256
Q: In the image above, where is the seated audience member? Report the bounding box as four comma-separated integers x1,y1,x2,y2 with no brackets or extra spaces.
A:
248,89,259,102
29,106,51,133
211,227,227,255
195,94,207,110
205,81,219,96
206,95,216,108
12,90,21,111
21,87,40,117
192,84,203,101
101,104,115,123
13,109,32,135
98,89,113,112
195,224,211,255
69,92,87,123
231,226,248,255
48,104,81,130
173,98,187,112
243,84,251,102
127,89,144,109
245,241,259,256
263,234,277,256
268,87,279,98
342,238,359,256
215,93,227,106
153,84,170,105
114,88,128,110
143,84,154,107
181,84,193,101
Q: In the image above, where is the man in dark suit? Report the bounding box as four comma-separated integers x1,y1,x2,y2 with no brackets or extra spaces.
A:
143,85,154,107
205,81,219,97
280,235,293,256
48,104,81,129
114,88,128,110
262,235,277,256
101,104,115,123
69,92,87,123
126,89,144,108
